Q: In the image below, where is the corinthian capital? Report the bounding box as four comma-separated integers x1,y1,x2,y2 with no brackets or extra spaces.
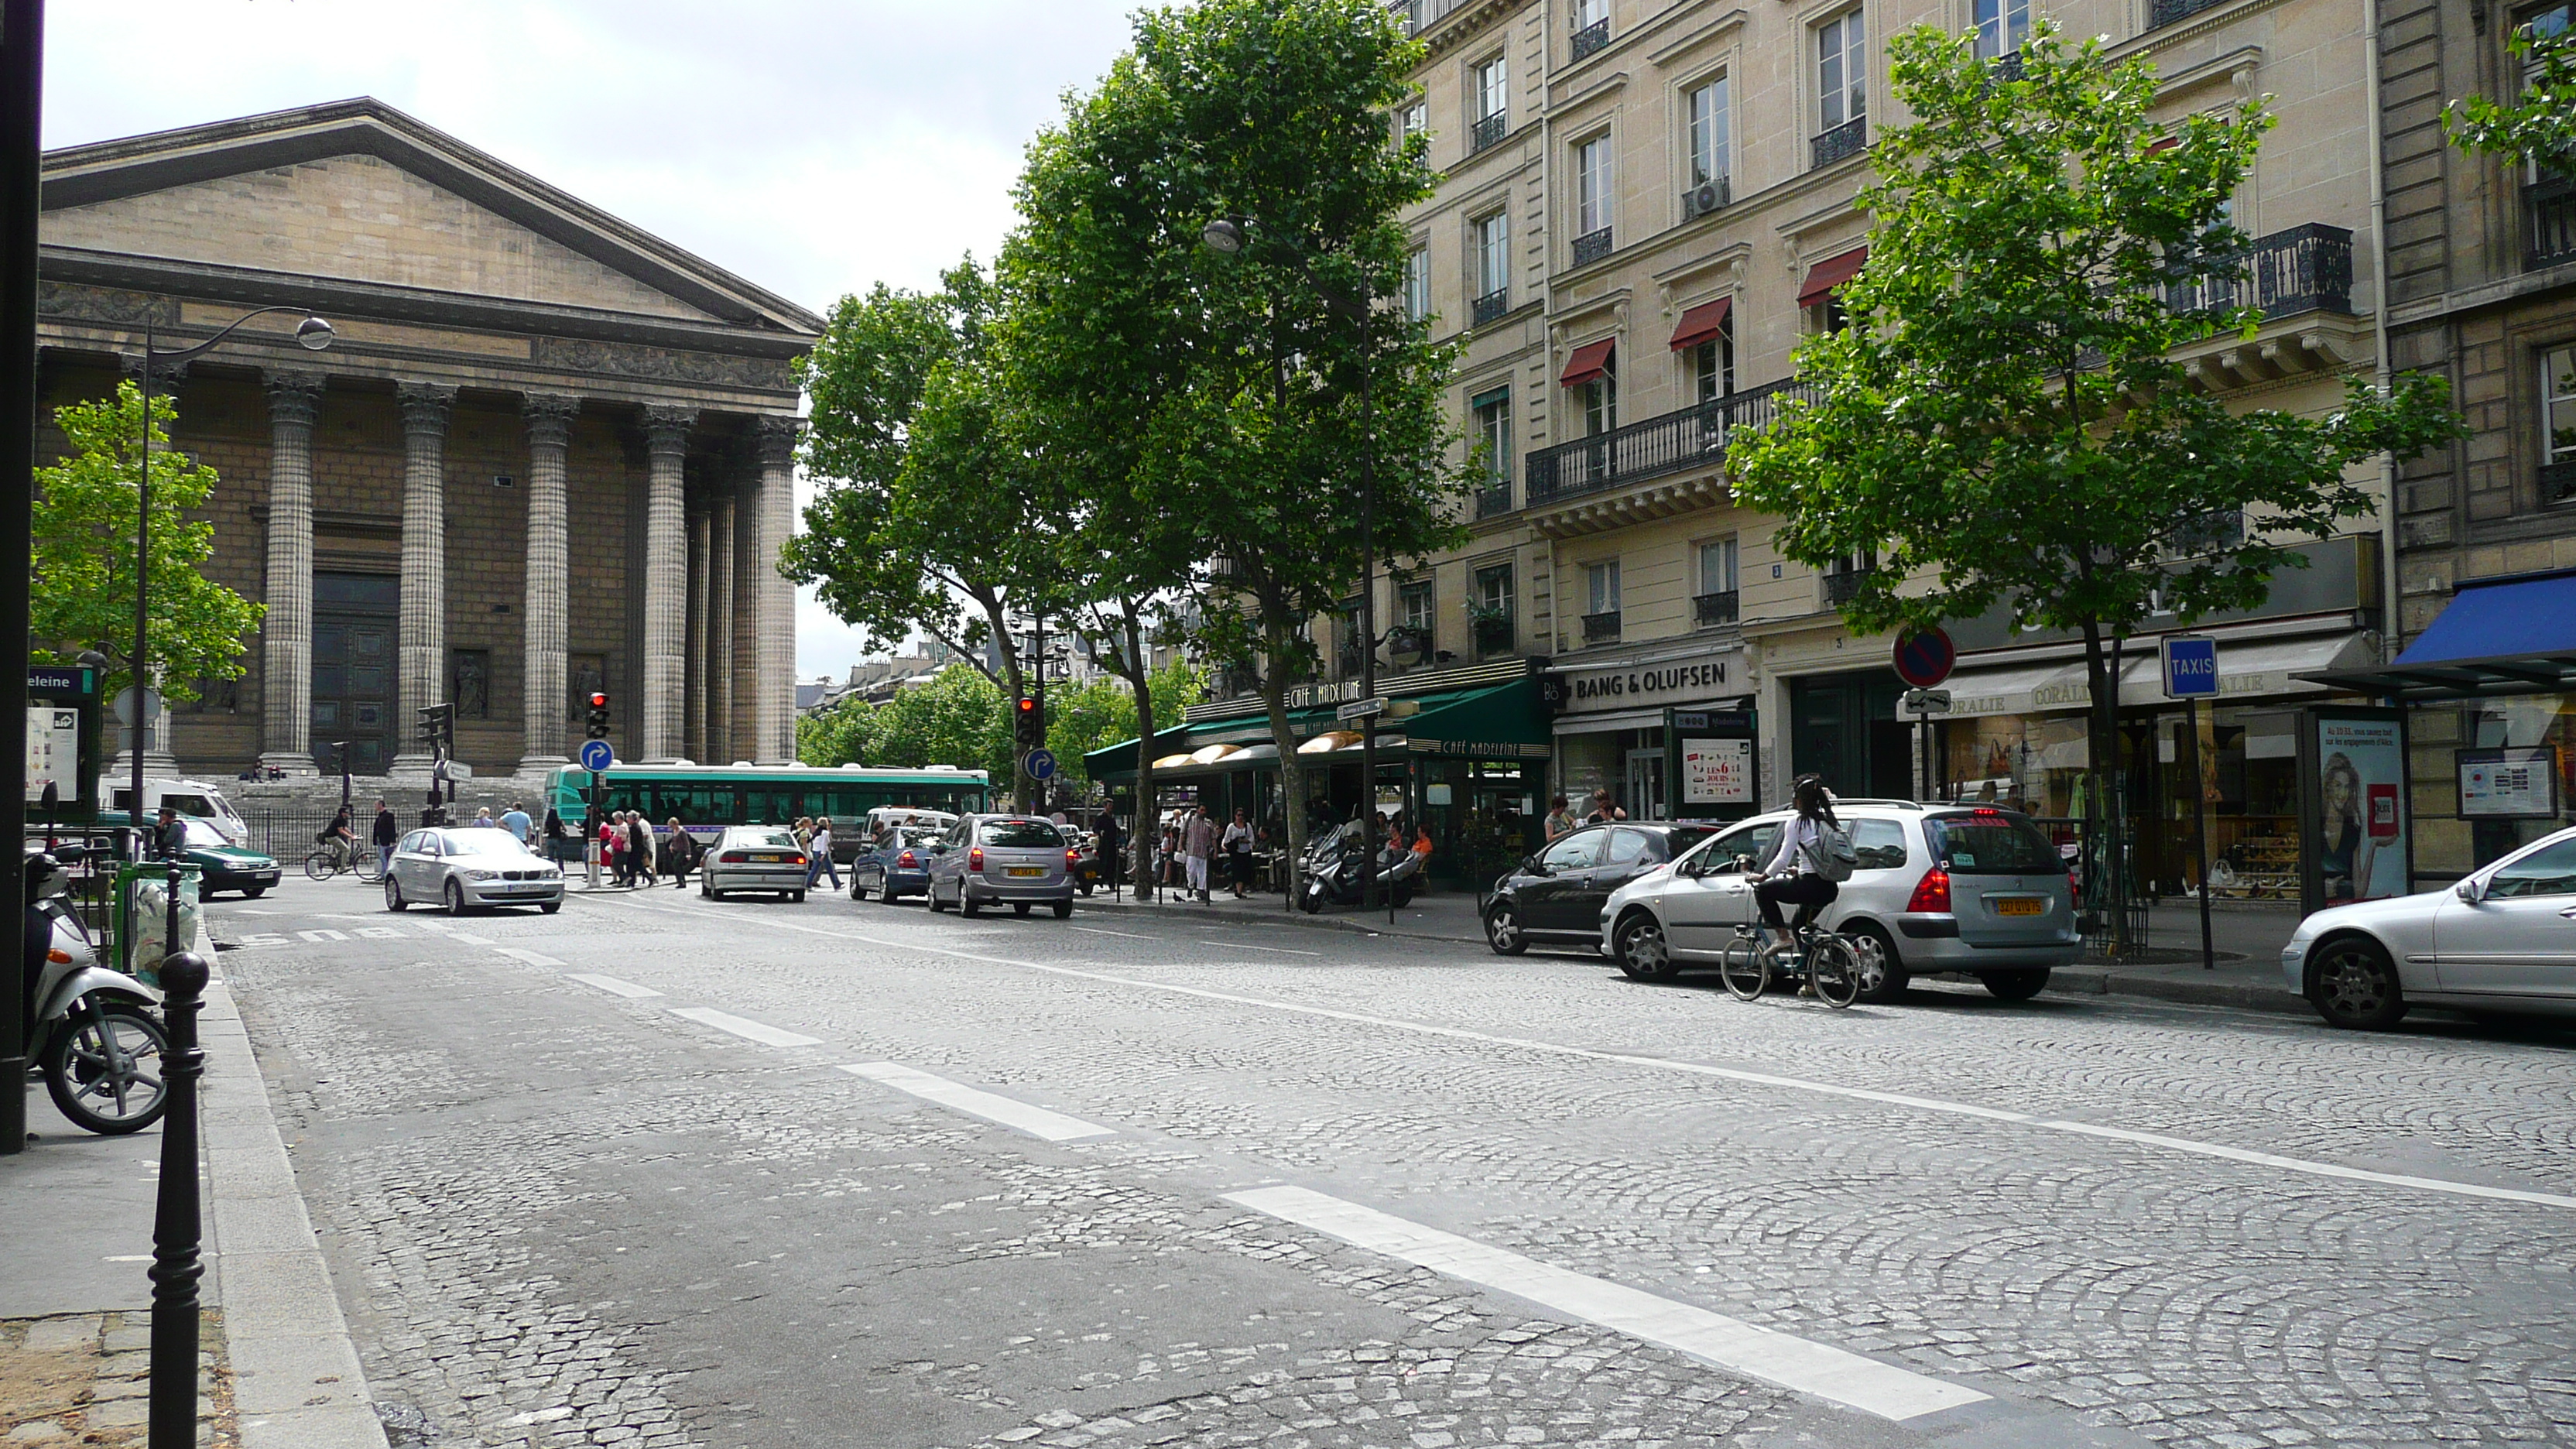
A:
522,392,581,451
642,404,697,461
396,382,457,437
753,413,802,471
263,369,326,430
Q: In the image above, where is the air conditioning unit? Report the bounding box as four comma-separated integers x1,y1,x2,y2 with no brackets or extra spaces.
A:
1685,178,1730,220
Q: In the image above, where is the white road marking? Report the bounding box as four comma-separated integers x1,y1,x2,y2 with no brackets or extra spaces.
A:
1067,925,1153,940
612,896,2576,1214
841,1062,1116,1142
234,933,289,950
1230,1184,1985,1422
666,1006,822,1048
565,973,664,999
101,1254,152,1262
355,927,405,940
495,947,566,968
1208,940,1321,956
446,931,495,946
296,929,348,943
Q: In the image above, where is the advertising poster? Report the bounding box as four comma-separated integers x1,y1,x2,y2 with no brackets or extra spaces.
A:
2457,747,2560,819
1680,738,1752,805
2304,710,2409,911
24,705,79,803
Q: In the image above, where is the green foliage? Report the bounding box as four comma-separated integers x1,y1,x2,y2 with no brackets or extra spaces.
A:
1732,24,2461,649
2445,15,2576,182
796,696,876,769
1045,659,1203,791
867,667,1015,784
32,382,264,704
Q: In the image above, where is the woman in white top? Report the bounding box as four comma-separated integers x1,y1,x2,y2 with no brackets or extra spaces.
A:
1748,776,1841,949
1221,809,1256,899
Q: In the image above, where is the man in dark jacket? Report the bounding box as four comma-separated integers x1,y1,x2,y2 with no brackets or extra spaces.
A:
625,814,652,889
372,799,400,879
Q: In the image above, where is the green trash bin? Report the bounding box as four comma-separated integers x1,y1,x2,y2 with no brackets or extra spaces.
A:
114,862,201,986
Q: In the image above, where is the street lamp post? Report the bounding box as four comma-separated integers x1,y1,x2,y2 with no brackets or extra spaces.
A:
1200,218,1386,917
128,307,331,849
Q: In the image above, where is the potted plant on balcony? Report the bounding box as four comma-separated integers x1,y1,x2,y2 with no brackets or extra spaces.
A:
1468,603,1512,656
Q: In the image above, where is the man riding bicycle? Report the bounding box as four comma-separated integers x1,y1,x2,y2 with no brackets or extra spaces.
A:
315,807,358,868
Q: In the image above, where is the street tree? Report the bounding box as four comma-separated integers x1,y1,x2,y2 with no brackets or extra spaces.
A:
1729,24,2460,948
32,382,265,705
2444,12,2576,179
796,695,876,769
1001,0,1466,885
1043,660,1202,796
866,666,1013,783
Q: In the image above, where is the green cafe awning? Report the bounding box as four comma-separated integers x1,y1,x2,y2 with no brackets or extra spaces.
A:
1084,675,1551,784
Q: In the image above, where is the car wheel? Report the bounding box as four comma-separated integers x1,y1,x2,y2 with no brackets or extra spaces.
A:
1012,902,1031,916
927,883,946,913
540,901,561,915
2308,935,2406,1029
243,886,266,899
385,876,406,912
791,891,807,903
961,892,982,919
1982,969,2050,1002
1053,899,1073,920
1845,923,1910,1004
444,879,470,916
1484,903,1528,956
1615,913,1675,981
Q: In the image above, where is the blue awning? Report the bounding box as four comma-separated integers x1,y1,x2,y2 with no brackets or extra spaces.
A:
2299,567,2576,700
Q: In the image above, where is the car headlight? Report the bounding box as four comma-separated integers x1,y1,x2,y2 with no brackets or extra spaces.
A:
465,868,498,882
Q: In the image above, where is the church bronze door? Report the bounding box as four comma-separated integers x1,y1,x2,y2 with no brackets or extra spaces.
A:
312,573,398,774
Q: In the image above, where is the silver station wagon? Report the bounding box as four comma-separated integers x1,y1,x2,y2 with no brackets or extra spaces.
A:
1599,800,2081,1002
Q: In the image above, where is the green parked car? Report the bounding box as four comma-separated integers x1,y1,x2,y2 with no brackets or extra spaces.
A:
84,810,283,899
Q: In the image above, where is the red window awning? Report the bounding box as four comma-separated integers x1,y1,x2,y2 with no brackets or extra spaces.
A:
1668,297,1733,351
1797,246,1868,308
1559,338,1616,387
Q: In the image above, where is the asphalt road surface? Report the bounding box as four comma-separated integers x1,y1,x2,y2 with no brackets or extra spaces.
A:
208,873,2576,1449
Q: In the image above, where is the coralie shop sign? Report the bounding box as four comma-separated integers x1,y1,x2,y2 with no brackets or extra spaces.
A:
1550,656,1737,713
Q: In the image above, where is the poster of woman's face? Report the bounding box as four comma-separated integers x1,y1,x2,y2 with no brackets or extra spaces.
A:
2314,716,2407,905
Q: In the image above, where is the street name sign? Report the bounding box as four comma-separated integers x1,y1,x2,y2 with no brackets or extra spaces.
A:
1336,697,1389,721
2161,636,2219,698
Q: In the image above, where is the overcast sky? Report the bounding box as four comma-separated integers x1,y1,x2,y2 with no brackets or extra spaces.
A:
44,0,1142,682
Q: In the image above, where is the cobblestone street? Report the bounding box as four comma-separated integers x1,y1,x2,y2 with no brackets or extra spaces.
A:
208,877,2576,1449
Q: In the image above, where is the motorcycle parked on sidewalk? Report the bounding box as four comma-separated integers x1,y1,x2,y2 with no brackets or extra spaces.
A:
22,845,170,1134
1298,823,1425,914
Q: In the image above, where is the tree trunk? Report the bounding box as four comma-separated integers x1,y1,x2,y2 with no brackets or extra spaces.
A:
1111,605,1159,902
2076,618,2132,960
1259,611,1306,903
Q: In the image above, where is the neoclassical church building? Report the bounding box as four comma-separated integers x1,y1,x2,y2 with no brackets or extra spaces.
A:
36,98,820,781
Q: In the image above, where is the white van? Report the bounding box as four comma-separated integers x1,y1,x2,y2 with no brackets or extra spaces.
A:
103,776,251,846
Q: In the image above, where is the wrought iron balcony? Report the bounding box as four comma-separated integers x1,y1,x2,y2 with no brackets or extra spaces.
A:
1471,287,1511,327
2166,224,2355,320
2149,0,2231,28
1571,227,1612,267
1822,569,1872,606
1693,590,1740,628
1471,112,1509,154
1571,18,1610,60
1811,117,1867,171
1581,611,1622,642
1985,50,2025,84
1387,0,1476,36
2543,459,2576,505
2168,508,2244,555
1682,173,1731,221
1472,613,1514,656
1525,377,1816,509
2529,176,2576,271
1475,481,1513,519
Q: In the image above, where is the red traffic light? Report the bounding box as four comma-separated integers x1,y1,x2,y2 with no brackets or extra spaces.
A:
589,692,609,708
1017,697,1036,713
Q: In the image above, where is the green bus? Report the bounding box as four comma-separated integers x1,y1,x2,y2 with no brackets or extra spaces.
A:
543,763,992,842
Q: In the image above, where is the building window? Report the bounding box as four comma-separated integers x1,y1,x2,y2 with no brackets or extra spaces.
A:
1397,99,1427,149
1817,10,1868,133
1574,133,1614,262
1689,325,1735,402
1696,537,1740,627
1471,386,1512,495
1975,0,2030,60
1472,54,1509,151
1687,77,1729,188
2545,344,2576,502
1473,210,1510,320
1473,563,1515,656
1404,245,1431,323
1582,365,1618,437
1571,0,1611,59
1588,559,1622,615
1396,579,1437,666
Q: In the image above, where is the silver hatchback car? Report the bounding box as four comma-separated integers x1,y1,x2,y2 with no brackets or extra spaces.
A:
700,826,811,901
923,814,1077,919
1598,800,2080,1002
384,827,564,914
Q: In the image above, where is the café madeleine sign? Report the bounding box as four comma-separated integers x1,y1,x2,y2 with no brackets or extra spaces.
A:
1557,656,1735,711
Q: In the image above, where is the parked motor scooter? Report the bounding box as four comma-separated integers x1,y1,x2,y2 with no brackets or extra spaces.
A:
1299,823,1424,913
22,845,169,1134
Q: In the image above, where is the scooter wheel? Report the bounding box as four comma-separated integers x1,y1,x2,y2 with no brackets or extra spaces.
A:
1300,889,1324,914
43,1004,170,1135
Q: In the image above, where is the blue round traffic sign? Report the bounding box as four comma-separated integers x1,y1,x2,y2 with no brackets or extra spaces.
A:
1893,627,1957,689
579,738,615,772
1023,748,1057,782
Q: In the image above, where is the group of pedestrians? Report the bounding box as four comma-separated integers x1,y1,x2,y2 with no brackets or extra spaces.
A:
1157,805,1265,902
589,810,704,889
792,817,839,890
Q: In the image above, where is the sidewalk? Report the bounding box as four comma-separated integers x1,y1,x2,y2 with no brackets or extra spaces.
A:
1075,886,2312,1016
0,937,389,1449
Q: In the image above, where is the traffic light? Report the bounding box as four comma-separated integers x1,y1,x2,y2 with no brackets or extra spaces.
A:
1015,694,1040,751
584,691,611,741
415,704,454,753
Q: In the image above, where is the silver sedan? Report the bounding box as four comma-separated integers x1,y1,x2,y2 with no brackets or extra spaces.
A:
383,827,564,914
700,826,812,902
2283,824,2576,1029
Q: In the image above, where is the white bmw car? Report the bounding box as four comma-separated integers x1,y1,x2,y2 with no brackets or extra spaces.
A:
2283,824,2576,1029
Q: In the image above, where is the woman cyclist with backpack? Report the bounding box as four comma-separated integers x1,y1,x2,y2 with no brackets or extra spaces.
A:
1748,776,1854,953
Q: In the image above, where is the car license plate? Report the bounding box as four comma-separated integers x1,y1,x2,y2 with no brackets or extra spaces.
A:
753,854,782,862
1005,867,1044,878
1993,896,2045,916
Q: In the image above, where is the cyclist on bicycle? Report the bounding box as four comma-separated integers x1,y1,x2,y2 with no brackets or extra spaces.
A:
1748,776,1841,954
315,806,358,868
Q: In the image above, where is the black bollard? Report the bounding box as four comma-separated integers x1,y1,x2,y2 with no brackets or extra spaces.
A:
148,863,208,1449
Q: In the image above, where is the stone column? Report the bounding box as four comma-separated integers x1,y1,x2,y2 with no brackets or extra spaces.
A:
392,382,456,779
517,394,580,776
752,416,800,764
686,488,711,762
257,371,325,776
707,481,736,766
640,406,695,762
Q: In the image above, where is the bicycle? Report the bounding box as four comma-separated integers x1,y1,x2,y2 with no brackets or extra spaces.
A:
1716,917,1862,1009
303,838,382,883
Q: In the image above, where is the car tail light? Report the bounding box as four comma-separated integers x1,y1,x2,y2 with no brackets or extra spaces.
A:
898,850,918,868
969,846,985,872
720,851,748,864
1067,848,1081,871
1906,867,1953,914
788,855,807,867
2068,869,2081,907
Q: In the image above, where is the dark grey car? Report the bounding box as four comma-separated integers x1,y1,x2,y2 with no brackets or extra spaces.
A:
924,814,1077,919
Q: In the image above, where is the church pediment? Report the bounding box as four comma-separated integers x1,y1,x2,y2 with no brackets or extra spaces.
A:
39,98,820,337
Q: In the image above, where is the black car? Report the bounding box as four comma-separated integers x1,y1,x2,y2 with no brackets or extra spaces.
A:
1483,822,1716,955
849,826,941,903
